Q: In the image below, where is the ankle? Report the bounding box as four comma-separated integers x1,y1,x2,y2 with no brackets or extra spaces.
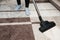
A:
25,8,29,11
26,7,29,9
18,5,21,6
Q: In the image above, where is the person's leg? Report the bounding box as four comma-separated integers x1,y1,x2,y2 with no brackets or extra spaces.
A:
17,0,21,5
15,0,21,10
25,0,30,15
25,0,30,8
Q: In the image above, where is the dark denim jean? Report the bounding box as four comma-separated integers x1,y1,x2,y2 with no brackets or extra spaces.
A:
17,0,30,8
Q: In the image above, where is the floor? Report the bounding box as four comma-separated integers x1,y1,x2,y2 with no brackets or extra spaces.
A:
0,0,60,40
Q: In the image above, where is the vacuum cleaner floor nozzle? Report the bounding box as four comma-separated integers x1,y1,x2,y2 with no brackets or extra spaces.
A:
39,21,56,33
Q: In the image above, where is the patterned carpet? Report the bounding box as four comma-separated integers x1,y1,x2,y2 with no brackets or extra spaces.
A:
0,4,40,39
0,1,60,40
0,14,39,40
0,0,37,40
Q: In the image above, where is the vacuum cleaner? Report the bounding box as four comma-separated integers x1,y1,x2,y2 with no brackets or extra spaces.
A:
32,0,56,33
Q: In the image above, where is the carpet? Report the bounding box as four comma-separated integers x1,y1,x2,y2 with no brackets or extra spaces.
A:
0,24,35,40
0,17,30,23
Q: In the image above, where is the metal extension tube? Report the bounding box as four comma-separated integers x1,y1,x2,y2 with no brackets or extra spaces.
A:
32,0,43,21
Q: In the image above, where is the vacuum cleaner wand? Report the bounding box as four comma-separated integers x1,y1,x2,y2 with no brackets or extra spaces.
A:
32,0,43,21
32,0,56,33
